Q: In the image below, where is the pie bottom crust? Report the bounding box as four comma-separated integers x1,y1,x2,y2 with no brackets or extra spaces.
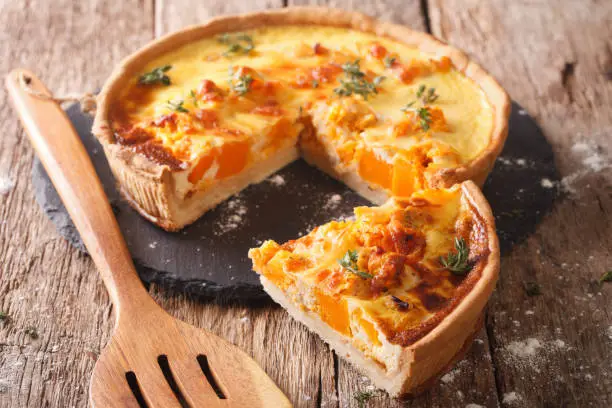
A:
104,143,299,231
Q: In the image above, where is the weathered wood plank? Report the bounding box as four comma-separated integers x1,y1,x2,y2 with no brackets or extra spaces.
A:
429,0,612,406
151,2,336,407
0,1,154,407
286,1,500,407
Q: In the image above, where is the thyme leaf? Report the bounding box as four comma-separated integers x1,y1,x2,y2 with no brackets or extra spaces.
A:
230,71,253,95
600,270,612,284
138,65,172,86
354,390,379,408
166,99,189,113
416,84,439,103
334,59,383,100
401,104,432,131
218,32,254,57
383,56,396,68
338,249,373,279
439,237,471,275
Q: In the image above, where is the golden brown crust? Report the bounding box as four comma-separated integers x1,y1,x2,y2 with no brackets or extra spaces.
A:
93,7,511,230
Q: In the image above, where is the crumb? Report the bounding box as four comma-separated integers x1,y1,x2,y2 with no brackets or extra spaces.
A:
502,391,520,404
148,241,158,249
267,174,286,186
324,193,343,210
540,178,555,188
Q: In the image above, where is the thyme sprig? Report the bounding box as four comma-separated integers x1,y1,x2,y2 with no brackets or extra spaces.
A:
439,237,471,275
401,103,432,131
138,65,172,86
166,99,189,113
338,249,373,279
354,390,380,408
334,59,385,100
217,33,255,57
600,270,612,284
416,84,439,104
229,71,253,95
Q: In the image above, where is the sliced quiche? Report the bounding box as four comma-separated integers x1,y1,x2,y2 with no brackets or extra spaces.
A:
93,8,509,230
249,181,498,396
93,8,505,396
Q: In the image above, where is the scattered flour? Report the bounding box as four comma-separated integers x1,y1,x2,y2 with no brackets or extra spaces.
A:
0,176,14,195
215,196,248,235
502,391,521,404
606,326,612,341
148,241,158,249
540,178,555,189
561,141,611,194
506,338,542,358
324,193,343,210
465,404,485,408
267,174,286,186
504,337,568,369
441,367,460,383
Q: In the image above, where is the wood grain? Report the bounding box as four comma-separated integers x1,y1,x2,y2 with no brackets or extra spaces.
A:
429,0,612,406
1,0,610,407
0,1,154,407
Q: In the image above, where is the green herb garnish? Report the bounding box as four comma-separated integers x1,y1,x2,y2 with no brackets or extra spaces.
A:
334,59,384,100
166,99,189,113
523,281,542,296
599,270,612,284
312,79,319,88
0,311,7,322
439,237,471,275
138,65,172,86
354,390,378,408
416,84,439,103
24,326,38,339
230,71,253,95
383,56,396,68
218,32,254,57
188,90,199,107
401,104,432,131
338,249,373,279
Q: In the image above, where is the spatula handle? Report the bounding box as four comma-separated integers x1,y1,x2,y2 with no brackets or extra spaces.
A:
6,69,153,317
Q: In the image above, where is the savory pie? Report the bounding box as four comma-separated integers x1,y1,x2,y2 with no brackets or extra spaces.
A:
93,7,507,397
249,181,498,396
93,8,510,230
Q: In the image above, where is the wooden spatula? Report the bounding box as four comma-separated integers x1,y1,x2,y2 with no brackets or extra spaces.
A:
6,69,292,408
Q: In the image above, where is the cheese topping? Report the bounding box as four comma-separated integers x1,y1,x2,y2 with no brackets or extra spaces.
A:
249,185,490,364
111,26,494,196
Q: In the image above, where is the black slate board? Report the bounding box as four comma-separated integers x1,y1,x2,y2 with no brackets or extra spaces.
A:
32,102,560,301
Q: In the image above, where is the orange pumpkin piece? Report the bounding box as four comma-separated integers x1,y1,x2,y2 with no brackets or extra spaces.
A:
358,148,393,190
216,140,250,179
392,156,423,198
317,290,351,336
358,314,382,346
188,151,215,184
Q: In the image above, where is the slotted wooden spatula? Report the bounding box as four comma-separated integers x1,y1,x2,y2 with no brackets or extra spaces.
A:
6,69,292,408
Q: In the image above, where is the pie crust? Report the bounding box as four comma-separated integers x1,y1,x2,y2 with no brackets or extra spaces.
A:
92,7,510,231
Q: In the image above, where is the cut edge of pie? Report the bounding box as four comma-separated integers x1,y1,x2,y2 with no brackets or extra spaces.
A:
250,180,499,396
92,7,511,231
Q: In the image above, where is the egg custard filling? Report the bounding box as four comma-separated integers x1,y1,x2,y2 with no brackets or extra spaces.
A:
108,26,497,229
249,182,496,395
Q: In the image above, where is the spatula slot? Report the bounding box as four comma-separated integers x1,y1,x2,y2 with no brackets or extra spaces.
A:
157,355,191,408
196,354,227,399
125,371,149,408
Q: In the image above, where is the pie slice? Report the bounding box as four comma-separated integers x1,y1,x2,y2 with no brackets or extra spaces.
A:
93,8,510,230
249,181,498,396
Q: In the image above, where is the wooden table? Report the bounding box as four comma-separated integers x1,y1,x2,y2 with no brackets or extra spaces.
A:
0,1,610,407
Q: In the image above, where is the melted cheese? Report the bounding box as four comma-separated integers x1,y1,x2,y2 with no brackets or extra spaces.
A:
249,185,486,361
111,25,494,193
